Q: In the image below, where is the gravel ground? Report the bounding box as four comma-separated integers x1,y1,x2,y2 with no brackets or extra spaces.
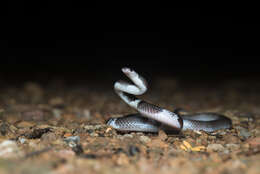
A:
0,76,260,174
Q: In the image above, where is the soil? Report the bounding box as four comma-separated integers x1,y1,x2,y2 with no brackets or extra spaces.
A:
0,75,260,174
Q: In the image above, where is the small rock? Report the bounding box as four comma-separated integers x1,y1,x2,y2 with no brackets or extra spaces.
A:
123,134,134,139
64,132,73,137
207,144,225,152
90,132,99,137
116,153,130,165
41,132,57,142
226,143,240,151
139,135,151,143
223,149,230,154
18,137,27,144
25,128,51,139
84,124,102,130
0,122,10,136
237,126,251,140
158,130,168,141
247,137,260,148
72,144,84,155
84,125,94,130
0,140,20,158
16,121,35,128
81,154,97,159
93,125,102,129
64,136,80,147
128,145,140,156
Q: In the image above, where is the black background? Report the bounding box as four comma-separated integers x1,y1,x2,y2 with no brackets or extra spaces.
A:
2,5,260,84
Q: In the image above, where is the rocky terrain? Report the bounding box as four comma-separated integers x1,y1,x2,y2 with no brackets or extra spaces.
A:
0,75,260,174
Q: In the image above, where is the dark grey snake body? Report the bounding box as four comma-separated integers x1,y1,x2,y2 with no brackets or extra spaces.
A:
107,68,232,133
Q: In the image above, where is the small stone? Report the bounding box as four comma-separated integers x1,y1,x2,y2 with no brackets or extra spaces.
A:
84,124,102,130
207,144,225,152
72,144,84,155
139,135,151,143
93,125,102,129
18,137,27,144
123,134,134,139
64,132,73,137
128,145,140,156
237,126,251,140
64,136,80,147
41,132,57,142
90,132,99,137
25,128,51,139
9,125,18,133
105,127,112,133
0,140,20,158
247,137,260,148
116,153,130,165
0,122,10,136
158,130,168,141
84,125,94,130
226,143,240,151
16,121,35,128
223,149,230,154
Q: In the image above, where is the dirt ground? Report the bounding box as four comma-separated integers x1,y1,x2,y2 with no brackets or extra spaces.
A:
0,75,260,174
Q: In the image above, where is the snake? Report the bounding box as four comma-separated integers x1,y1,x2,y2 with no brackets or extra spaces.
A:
106,67,232,133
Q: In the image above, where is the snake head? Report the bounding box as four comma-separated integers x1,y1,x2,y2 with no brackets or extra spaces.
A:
122,67,138,77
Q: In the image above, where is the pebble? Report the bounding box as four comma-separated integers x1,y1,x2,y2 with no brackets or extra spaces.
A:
246,137,260,148
16,121,35,128
223,149,230,154
139,135,151,143
41,132,58,142
226,143,240,151
158,130,168,141
207,143,225,152
25,128,51,139
237,126,251,140
72,144,84,155
84,125,102,130
90,132,99,137
128,145,140,156
0,122,10,136
123,134,134,139
64,136,80,148
18,137,27,144
0,140,20,158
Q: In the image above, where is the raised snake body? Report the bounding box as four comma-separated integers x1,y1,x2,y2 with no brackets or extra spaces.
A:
107,68,232,133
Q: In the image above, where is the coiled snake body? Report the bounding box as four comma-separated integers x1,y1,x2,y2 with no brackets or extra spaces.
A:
107,68,232,133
